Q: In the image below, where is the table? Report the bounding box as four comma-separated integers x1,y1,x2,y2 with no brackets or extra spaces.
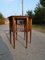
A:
8,16,32,49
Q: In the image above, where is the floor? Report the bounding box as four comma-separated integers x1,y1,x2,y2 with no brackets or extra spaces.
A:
0,24,45,60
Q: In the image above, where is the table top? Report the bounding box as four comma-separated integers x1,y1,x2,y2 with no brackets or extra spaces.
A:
8,15,32,21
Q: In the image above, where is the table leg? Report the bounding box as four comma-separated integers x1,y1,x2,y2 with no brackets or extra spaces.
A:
26,31,28,48
30,29,32,43
16,22,17,40
13,31,15,49
24,25,25,40
13,18,16,49
26,18,28,48
9,29,12,44
24,31,25,40
16,32,17,40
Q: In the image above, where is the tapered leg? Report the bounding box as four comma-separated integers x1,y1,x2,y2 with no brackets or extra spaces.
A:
9,21,12,44
10,29,11,44
16,22,17,40
26,31,28,48
16,32,17,40
26,18,28,48
24,24,26,40
24,31,25,40
13,31,15,49
30,29,32,43
13,18,16,49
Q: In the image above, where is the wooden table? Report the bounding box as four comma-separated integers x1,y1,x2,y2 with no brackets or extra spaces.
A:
8,16,32,49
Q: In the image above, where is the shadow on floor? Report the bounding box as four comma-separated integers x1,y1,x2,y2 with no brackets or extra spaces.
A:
0,36,13,60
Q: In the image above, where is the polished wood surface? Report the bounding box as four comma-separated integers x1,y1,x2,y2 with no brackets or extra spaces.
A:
8,16,32,49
